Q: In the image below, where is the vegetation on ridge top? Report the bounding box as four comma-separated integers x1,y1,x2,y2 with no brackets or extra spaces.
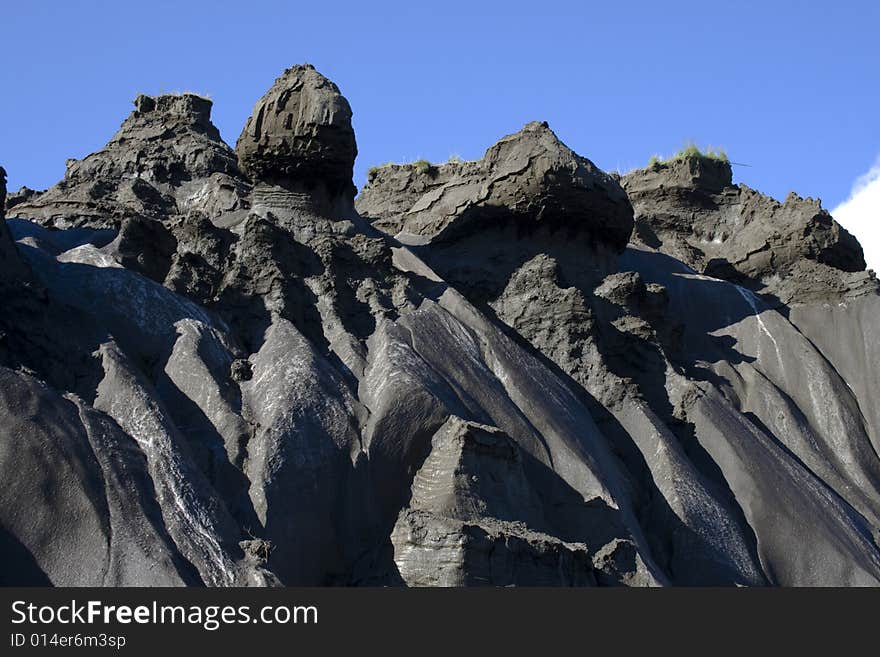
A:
648,142,729,167
367,158,438,179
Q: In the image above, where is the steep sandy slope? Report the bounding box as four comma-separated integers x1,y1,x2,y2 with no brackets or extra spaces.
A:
2,65,878,586
360,133,880,585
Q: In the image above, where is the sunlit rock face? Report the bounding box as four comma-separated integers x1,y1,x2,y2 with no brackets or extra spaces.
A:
622,157,872,306
2,65,880,587
357,120,632,249
236,64,358,218
8,93,249,231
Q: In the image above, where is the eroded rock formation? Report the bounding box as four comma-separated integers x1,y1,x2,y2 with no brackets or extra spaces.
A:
358,121,631,248
2,65,879,587
235,64,357,209
8,93,249,229
622,156,874,305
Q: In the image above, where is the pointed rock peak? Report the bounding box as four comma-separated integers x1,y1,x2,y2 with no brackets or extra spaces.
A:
485,120,619,185
235,64,357,199
487,120,571,156
408,417,545,527
490,120,557,149
524,120,551,131
357,120,633,250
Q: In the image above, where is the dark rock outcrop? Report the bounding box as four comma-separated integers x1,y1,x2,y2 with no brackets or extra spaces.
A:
622,156,874,305
1,167,34,285
3,66,880,588
4,186,43,211
358,122,634,311
0,166,7,213
390,417,656,586
104,215,177,282
8,93,249,229
358,121,632,249
0,166,13,267
236,64,358,215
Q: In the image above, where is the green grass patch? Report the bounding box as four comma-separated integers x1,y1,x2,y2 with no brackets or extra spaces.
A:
367,162,397,179
412,159,433,174
366,158,438,180
649,142,729,167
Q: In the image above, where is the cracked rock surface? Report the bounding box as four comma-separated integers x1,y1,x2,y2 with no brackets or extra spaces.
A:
2,66,880,587
8,93,249,230
621,157,874,305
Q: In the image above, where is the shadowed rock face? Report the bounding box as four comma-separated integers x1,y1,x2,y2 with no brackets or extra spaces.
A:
2,65,880,588
390,417,656,586
0,167,17,274
357,122,634,309
4,186,42,212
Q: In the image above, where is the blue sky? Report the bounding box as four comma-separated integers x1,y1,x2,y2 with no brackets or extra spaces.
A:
2,1,878,263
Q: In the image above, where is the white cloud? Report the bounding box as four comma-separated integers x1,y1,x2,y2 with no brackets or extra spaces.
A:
832,157,880,272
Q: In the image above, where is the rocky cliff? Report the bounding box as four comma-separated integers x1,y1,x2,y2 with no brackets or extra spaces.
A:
2,65,879,586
